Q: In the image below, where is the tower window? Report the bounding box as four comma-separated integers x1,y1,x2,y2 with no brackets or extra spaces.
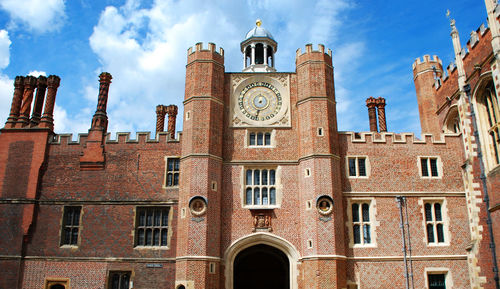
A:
244,168,277,207
476,81,500,167
60,206,81,246
248,131,272,147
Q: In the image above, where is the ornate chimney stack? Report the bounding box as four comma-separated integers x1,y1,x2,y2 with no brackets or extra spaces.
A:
39,75,61,130
91,72,112,131
166,105,178,139
80,72,112,170
30,76,47,127
5,76,25,128
17,76,37,127
156,105,167,134
366,97,378,132
376,97,387,132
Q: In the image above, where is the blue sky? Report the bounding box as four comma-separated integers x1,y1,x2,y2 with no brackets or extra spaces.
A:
0,0,486,137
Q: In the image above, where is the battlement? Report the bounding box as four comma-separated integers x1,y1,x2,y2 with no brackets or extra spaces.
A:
187,42,224,56
434,23,490,90
295,44,332,58
412,55,442,70
340,131,461,145
50,131,180,146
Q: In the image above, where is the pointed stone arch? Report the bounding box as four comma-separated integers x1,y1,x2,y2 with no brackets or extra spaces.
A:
223,232,300,289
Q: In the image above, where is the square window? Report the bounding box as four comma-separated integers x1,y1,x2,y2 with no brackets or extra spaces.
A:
108,271,131,289
60,206,81,246
347,156,368,177
135,207,170,247
428,273,446,289
248,131,273,147
419,157,441,178
165,157,180,187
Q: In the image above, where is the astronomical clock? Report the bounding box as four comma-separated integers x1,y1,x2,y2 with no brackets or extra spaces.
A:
230,74,291,127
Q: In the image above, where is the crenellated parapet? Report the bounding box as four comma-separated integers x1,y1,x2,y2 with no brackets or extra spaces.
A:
50,131,181,146
295,44,332,66
418,23,490,91
187,42,224,65
340,131,461,145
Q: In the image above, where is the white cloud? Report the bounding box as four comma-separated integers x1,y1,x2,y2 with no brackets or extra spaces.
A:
0,30,12,125
0,0,66,33
84,0,357,135
28,70,47,77
0,73,13,125
0,30,10,69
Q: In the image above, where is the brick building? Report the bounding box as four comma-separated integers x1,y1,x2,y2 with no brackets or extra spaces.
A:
0,3,499,289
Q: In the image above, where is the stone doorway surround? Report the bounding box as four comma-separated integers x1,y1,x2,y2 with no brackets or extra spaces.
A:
223,232,300,289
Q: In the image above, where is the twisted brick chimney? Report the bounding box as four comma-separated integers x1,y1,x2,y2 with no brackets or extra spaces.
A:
156,105,167,134
5,76,25,128
30,76,47,127
155,104,177,139
366,97,378,132
17,76,37,127
80,72,112,170
39,75,61,130
166,105,178,139
376,97,387,132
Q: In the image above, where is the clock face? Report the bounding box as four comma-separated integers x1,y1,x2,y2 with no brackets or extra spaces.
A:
238,82,282,122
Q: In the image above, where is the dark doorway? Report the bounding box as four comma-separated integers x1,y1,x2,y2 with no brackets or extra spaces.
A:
234,244,289,289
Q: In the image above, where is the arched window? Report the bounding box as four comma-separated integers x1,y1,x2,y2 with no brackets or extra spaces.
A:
443,106,460,133
476,81,500,167
255,43,264,64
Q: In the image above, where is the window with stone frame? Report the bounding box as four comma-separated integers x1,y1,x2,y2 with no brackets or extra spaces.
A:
427,273,446,289
248,131,272,146
347,156,368,177
424,201,446,244
165,157,180,187
108,271,131,289
244,168,277,207
419,157,440,178
351,202,371,245
477,81,500,167
60,206,81,246
135,207,170,247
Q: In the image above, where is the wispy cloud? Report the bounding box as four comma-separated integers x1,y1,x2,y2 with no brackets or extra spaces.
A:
0,30,12,125
0,0,66,33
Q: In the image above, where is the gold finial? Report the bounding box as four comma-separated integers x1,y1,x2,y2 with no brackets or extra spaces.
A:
256,19,262,27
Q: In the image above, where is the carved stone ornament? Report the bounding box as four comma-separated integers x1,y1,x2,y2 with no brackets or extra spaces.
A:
317,196,334,216
189,197,207,216
253,213,272,232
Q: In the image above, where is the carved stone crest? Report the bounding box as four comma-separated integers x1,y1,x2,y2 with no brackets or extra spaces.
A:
253,213,272,232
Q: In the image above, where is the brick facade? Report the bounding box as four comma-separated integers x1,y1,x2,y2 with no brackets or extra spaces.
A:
0,9,499,289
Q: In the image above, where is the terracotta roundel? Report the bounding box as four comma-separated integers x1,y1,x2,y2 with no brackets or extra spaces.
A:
189,197,207,216
317,196,333,215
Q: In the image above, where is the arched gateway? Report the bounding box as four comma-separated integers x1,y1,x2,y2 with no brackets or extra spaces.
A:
224,233,299,289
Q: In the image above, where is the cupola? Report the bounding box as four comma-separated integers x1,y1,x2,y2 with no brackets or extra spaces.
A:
241,19,277,72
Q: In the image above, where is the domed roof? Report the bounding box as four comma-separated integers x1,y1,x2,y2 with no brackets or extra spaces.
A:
244,19,274,40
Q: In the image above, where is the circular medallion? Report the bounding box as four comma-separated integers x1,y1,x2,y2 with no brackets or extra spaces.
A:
189,197,207,216
317,196,333,215
238,81,282,122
